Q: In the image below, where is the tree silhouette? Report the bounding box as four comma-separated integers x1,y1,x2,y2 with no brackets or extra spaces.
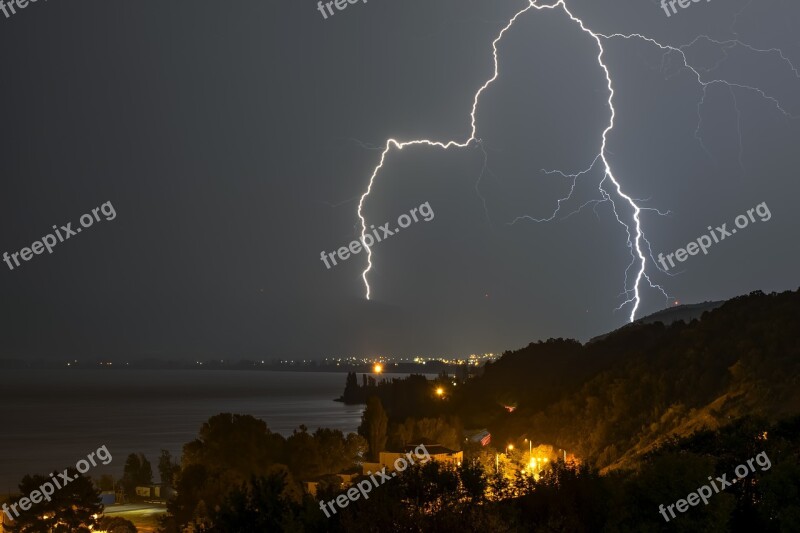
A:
7,468,102,533
359,396,388,461
121,453,153,498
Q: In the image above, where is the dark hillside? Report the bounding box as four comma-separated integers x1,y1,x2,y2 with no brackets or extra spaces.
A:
454,289,800,470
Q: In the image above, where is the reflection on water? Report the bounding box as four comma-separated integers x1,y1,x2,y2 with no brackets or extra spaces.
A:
0,369,398,491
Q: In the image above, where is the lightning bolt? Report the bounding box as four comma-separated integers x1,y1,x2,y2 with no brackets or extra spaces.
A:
356,1,538,301
356,0,797,321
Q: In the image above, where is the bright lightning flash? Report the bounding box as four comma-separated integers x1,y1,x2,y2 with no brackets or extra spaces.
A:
356,0,796,322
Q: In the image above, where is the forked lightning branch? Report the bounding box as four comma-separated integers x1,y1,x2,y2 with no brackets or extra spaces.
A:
354,0,794,322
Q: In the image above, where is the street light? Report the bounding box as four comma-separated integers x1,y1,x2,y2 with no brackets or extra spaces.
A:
524,438,533,472
497,444,513,474
435,387,444,397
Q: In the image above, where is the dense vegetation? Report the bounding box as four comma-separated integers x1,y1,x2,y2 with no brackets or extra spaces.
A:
455,289,800,470
157,414,800,532
4,468,103,533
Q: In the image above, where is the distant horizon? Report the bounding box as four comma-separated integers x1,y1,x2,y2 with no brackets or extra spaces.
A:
0,289,766,362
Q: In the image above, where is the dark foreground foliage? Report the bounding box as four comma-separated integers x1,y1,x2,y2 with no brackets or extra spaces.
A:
156,416,800,533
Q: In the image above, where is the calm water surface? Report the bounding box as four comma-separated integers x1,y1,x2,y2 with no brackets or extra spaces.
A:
0,369,411,491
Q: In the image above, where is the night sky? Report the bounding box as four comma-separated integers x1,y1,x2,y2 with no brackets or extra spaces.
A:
1,0,798,360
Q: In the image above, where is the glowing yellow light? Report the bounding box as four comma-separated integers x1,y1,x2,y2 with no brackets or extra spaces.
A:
373,363,383,373
436,387,444,396
507,444,514,451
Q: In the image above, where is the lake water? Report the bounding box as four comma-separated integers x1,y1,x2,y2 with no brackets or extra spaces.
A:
0,369,412,492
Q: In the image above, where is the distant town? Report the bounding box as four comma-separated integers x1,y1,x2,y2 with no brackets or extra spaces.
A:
0,353,501,373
